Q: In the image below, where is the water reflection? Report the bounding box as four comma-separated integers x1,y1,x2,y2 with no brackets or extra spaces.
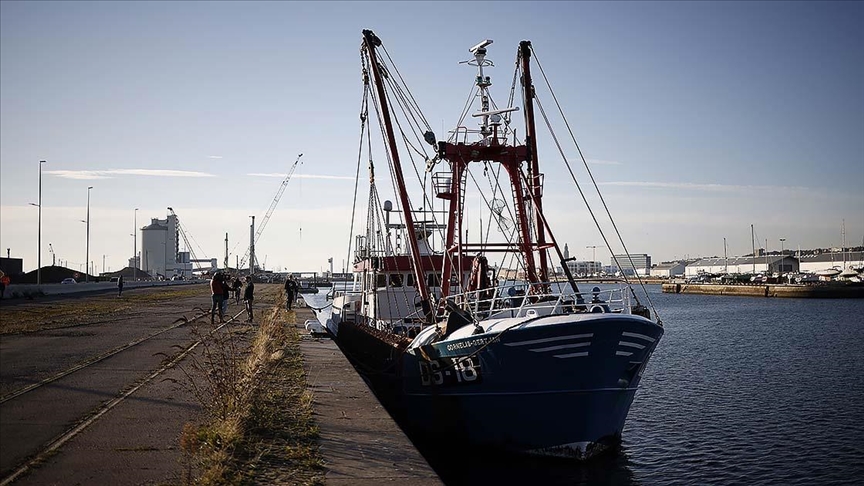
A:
414,439,640,486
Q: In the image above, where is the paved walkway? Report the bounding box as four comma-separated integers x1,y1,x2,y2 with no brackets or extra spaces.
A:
294,307,441,485
1,288,216,485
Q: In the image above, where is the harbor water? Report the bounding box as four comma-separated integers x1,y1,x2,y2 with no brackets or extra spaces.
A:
303,285,864,485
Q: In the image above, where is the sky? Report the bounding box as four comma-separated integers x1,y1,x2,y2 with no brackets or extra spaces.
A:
1,1,862,275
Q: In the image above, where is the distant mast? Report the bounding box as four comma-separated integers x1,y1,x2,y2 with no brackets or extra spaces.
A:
751,224,756,273
842,219,847,268
250,216,255,275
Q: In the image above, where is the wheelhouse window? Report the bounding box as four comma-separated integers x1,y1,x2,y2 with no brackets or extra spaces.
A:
376,274,387,288
427,272,441,288
389,273,403,287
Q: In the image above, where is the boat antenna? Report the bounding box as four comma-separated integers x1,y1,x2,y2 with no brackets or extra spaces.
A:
438,39,544,300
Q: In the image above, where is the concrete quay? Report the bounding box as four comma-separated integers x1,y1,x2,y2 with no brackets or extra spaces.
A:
662,282,864,298
294,307,442,485
0,287,440,485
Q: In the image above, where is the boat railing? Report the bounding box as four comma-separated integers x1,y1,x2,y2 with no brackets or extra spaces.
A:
449,283,629,320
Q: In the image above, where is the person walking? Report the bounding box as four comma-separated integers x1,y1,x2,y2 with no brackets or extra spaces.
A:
232,276,242,304
117,275,124,297
243,275,255,323
210,272,225,324
220,274,231,317
284,275,297,310
0,272,8,303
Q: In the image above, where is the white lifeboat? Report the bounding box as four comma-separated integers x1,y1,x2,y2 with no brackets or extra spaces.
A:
839,267,860,278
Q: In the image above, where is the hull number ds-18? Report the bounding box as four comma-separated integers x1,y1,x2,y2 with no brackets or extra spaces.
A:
419,356,481,386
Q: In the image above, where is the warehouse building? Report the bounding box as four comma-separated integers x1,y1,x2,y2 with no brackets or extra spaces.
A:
797,251,863,274
684,256,799,276
651,261,687,278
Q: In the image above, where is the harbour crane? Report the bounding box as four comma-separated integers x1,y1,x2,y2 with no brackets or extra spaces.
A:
167,207,208,276
49,243,55,266
239,153,303,270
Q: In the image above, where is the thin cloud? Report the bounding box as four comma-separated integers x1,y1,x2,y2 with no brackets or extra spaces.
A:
587,159,623,166
207,155,223,159
247,173,355,181
46,169,216,180
598,181,814,193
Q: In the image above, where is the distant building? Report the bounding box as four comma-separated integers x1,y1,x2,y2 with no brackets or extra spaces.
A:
497,268,520,280
685,256,799,276
127,254,140,271
139,212,218,279
565,260,603,277
141,212,194,279
613,254,651,276
651,261,686,278
141,216,175,279
797,251,863,273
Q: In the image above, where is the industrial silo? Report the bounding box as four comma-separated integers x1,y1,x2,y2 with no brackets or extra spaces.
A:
141,219,169,279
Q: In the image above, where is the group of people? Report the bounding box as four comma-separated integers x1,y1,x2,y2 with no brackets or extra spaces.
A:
210,272,255,324
208,273,306,324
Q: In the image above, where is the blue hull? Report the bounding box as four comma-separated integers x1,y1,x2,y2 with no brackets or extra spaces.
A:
399,314,663,458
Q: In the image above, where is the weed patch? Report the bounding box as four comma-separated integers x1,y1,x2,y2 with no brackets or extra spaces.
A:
178,287,323,485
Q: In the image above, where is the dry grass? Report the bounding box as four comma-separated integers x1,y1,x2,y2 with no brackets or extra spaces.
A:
0,285,208,335
178,287,324,485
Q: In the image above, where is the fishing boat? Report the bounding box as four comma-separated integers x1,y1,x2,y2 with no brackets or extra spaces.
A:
318,30,664,459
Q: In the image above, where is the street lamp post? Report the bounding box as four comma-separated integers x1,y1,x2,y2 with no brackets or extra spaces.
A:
133,208,138,281
29,160,46,284
38,160,45,284
780,238,786,277
85,186,93,282
586,245,602,275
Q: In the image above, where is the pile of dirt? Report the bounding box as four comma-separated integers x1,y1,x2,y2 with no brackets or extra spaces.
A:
14,266,152,284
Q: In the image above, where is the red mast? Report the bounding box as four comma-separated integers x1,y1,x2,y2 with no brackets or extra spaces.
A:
520,40,549,283
362,30,435,324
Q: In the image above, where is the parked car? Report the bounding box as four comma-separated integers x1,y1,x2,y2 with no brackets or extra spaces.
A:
61,278,77,284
